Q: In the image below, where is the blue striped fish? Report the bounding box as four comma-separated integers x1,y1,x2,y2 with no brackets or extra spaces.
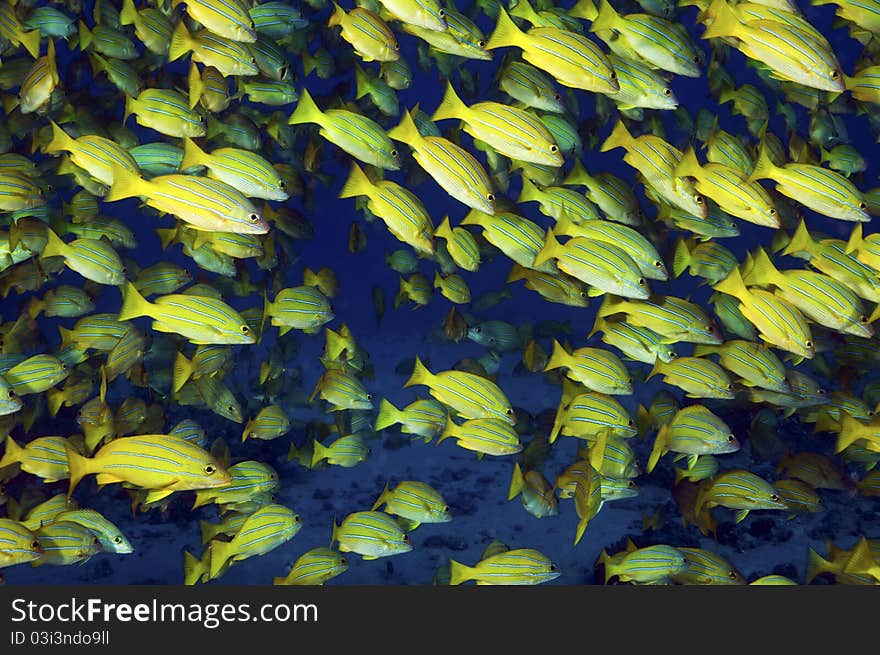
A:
209,504,302,578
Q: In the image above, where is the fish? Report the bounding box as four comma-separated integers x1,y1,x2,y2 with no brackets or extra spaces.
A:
208,505,299,578
273,547,349,586
695,469,788,523
331,511,412,560
449,548,560,585
0,519,42,568
372,480,451,527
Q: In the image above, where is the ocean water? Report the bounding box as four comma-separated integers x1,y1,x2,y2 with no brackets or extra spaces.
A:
1,0,878,585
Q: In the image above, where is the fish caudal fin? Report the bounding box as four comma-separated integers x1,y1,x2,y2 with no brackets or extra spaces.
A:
374,399,401,430
288,87,324,126
167,20,193,63
533,227,560,268
338,162,373,199
448,559,475,585
404,356,433,388
647,424,669,473
486,7,526,50
180,136,207,171
543,339,569,372
590,0,620,33
432,82,468,122
0,435,23,470
117,281,152,322
507,462,525,500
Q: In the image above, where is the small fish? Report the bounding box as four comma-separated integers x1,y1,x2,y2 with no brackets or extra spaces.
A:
209,505,302,579
449,548,560,585
273,547,349,586
33,521,101,567
648,405,739,473
372,480,451,527
0,519,42,568
331,511,412,560
695,469,787,523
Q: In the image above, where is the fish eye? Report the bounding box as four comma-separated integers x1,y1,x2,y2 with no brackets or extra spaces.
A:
628,480,635,487
31,540,39,549
280,66,288,78
7,390,15,399
726,383,733,390
638,278,645,285
554,94,562,101
860,315,869,323
295,515,302,523
249,213,260,222
391,149,398,157
394,43,400,50
770,493,779,502
251,57,257,64
663,88,672,96
227,405,235,412
340,557,348,565
474,326,481,333
478,40,486,48
668,352,678,359
627,419,634,426
627,378,633,385
280,181,287,189
805,340,813,349
695,195,704,204
609,71,617,80
549,564,558,571
442,505,449,512
438,9,445,16
403,534,411,543
830,70,840,79
728,570,738,579
653,260,662,268
205,465,216,474
487,193,495,202
241,325,250,333
817,388,826,395
367,394,373,400
692,55,700,63
506,408,514,415
550,145,558,152
250,21,256,29
727,434,735,442
114,536,122,543
859,202,867,210
61,363,68,370
769,208,777,215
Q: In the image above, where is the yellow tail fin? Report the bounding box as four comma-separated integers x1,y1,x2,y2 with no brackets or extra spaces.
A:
486,7,526,50
117,281,153,322
432,82,469,123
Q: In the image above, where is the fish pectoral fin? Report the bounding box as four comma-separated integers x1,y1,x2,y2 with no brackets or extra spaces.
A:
361,555,378,561
734,509,749,524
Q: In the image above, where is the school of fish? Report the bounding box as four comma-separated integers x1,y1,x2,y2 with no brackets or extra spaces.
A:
1,0,880,585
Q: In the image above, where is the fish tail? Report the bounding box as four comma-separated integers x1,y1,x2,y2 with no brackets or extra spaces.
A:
371,480,391,510
544,339,569,372
647,423,669,473
303,267,317,286
44,120,75,155
187,62,203,109
507,462,525,500
674,467,687,485
506,263,527,283
433,216,453,242
77,19,92,50
509,0,539,23
58,326,74,349
782,219,814,258
574,516,589,546
636,404,652,439
805,547,833,584
208,540,232,580
590,0,619,33
600,119,635,153
701,0,741,40
518,176,541,204
354,64,371,100
486,7,525,50
338,162,372,199
328,2,346,27
845,223,863,255
672,238,691,277
330,517,340,547
172,351,194,394
288,87,324,126
562,158,592,187
404,356,432,388
437,415,456,445
65,445,93,498
433,271,444,290
590,430,607,471
595,293,625,320
47,387,64,417
105,163,147,202
432,81,468,122
155,227,178,250
0,435,23,470
836,414,864,453
533,226,560,268
569,0,598,20
748,247,785,287
549,400,566,444
673,145,703,181
748,139,779,183
117,281,151,322
324,327,347,360
182,550,204,585
180,136,206,171
394,277,408,309
713,266,749,302
448,559,474,585
119,0,138,25
387,109,422,147
310,440,327,468
199,521,217,545
374,399,401,431
167,19,193,63
20,28,41,58
40,226,67,259
646,356,664,381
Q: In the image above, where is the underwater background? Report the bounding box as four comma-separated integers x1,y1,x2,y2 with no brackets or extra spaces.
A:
1,0,879,585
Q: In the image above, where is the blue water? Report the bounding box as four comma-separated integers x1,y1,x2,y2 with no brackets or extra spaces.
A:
1,0,878,584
